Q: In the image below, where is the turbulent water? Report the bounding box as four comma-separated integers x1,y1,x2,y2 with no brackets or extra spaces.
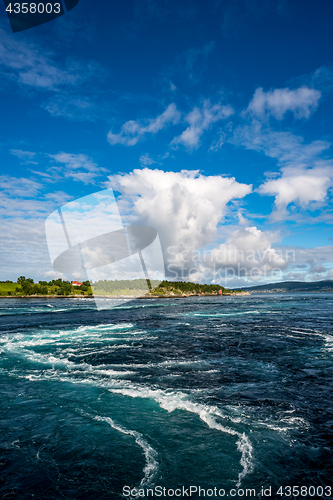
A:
0,294,332,499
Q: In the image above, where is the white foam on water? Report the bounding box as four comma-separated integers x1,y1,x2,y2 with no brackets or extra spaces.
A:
0,324,142,358
113,303,166,310
108,385,254,487
290,328,333,352
0,323,138,351
94,358,215,372
82,323,135,331
192,310,261,317
0,323,262,487
10,439,20,449
279,416,310,430
0,335,140,376
53,368,135,378
155,359,211,369
83,412,159,488
0,306,88,315
223,404,310,436
12,352,254,488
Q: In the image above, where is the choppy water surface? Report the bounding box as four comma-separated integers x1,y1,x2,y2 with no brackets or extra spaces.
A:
0,294,332,499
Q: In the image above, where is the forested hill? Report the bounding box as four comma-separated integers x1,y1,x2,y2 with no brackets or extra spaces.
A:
91,279,242,296
243,280,333,293
148,280,239,296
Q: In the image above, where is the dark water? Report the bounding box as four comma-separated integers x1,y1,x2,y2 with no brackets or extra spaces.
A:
0,294,332,499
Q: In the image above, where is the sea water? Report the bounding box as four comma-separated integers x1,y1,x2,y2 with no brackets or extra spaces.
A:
0,294,332,499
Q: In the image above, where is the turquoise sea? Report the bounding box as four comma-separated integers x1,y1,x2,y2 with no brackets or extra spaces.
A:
0,294,332,499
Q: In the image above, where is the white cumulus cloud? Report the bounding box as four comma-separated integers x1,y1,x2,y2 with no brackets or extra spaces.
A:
107,168,252,276
207,226,287,275
258,166,333,213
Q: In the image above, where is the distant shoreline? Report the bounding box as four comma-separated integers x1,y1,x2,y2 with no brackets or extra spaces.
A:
2,290,333,299
0,292,250,299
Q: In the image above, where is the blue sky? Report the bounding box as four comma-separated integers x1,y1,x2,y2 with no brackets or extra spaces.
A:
1,0,333,286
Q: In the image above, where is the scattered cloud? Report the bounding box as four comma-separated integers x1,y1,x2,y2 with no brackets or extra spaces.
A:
258,165,333,215
284,272,306,281
107,99,234,151
10,149,36,159
0,170,75,280
0,194,52,218
29,170,54,181
42,95,95,120
233,120,330,167
48,152,107,184
139,153,158,167
276,244,333,282
0,217,54,280
171,100,234,150
0,175,42,198
0,28,98,91
216,243,333,287
43,269,69,280
245,86,321,120
107,103,181,146
310,263,326,273
209,129,227,151
41,93,110,121
232,85,333,217
288,66,333,95
44,191,73,204
206,226,287,276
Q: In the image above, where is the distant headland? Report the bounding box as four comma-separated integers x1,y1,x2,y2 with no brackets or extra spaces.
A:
243,280,333,293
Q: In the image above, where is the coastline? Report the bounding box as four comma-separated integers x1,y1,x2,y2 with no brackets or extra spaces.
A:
0,291,251,299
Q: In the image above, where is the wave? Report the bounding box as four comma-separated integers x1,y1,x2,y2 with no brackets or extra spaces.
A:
108,385,254,487
0,306,94,316
2,304,326,490
4,330,254,488
191,310,262,317
113,303,167,310
79,411,159,489
20,364,254,487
